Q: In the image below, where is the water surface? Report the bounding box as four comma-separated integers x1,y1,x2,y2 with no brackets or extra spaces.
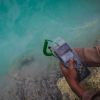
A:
0,0,100,78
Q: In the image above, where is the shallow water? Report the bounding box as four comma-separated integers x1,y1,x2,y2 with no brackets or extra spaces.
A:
0,0,100,79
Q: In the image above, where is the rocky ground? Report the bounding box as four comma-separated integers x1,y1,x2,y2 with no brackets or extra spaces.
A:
0,57,63,100
0,56,99,100
57,67,100,100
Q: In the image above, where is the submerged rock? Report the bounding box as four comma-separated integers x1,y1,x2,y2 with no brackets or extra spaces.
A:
20,56,35,66
57,67,100,100
0,67,63,100
57,77,79,100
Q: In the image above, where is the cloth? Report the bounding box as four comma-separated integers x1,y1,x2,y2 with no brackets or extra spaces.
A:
74,46,100,67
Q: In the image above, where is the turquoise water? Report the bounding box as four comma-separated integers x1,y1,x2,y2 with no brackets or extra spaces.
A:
0,0,100,77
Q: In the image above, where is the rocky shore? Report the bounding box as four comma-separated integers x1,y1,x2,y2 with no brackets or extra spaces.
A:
0,56,100,100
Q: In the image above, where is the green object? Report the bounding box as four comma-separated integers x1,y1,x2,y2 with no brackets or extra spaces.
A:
43,40,54,56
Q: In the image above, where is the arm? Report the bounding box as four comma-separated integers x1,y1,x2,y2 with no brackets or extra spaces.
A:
60,60,100,100
74,46,100,67
60,60,86,98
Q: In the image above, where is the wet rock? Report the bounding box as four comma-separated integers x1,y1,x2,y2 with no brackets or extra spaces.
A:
57,77,79,100
20,56,35,66
0,68,63,100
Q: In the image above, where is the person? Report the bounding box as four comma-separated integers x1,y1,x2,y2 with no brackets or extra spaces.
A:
60,46,100,100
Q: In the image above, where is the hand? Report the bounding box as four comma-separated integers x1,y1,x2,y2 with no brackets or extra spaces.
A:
60,59,86,98
60,59,78,84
